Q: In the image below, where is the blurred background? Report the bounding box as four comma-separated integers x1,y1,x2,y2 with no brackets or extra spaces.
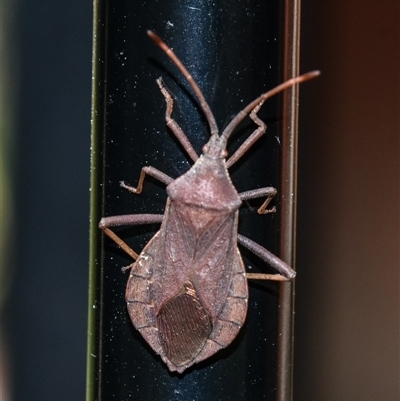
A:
1,1,398,400
295,1,398,400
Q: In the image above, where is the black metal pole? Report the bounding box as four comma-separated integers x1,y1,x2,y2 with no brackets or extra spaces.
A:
88,1,298,399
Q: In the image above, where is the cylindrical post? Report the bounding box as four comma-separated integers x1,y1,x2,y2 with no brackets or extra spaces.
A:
88,1,299,399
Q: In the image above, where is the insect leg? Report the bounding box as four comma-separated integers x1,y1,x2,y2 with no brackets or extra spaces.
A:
221,71,320,141
148,31,219,137
226,100,266,168
156,78,199,162
237,234,296,281
120,166,173,195
99,214,164,261
239,187,277,214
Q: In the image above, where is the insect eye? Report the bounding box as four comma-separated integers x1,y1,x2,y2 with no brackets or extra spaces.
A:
202,144,209,153
222,149,228,158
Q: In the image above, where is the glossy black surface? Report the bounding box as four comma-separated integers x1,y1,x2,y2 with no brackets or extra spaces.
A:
93,1,287,399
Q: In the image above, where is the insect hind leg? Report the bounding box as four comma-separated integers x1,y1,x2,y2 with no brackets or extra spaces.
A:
99,214,164,262
237,234,296,280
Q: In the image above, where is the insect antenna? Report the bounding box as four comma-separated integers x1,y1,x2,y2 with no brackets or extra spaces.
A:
148,30,219,137
221,70,321,141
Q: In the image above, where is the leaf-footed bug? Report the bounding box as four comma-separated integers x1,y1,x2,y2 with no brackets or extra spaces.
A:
99,30,320,373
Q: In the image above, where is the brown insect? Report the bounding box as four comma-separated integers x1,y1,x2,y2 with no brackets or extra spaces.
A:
99,31,319,373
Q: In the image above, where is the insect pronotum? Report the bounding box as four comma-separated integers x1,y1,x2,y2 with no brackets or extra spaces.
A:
99,31,320,373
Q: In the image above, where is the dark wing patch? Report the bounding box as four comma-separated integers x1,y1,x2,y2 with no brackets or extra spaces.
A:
157,281,212,367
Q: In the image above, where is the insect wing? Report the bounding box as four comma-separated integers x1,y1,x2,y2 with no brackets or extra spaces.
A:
125,198,248,371
162,201,239,315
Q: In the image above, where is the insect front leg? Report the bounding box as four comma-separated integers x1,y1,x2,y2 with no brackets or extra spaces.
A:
156,77,199,162
237,234,296,281
120,166,173,195
239,187,277,214
99,214,164,263
226,99,266,168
